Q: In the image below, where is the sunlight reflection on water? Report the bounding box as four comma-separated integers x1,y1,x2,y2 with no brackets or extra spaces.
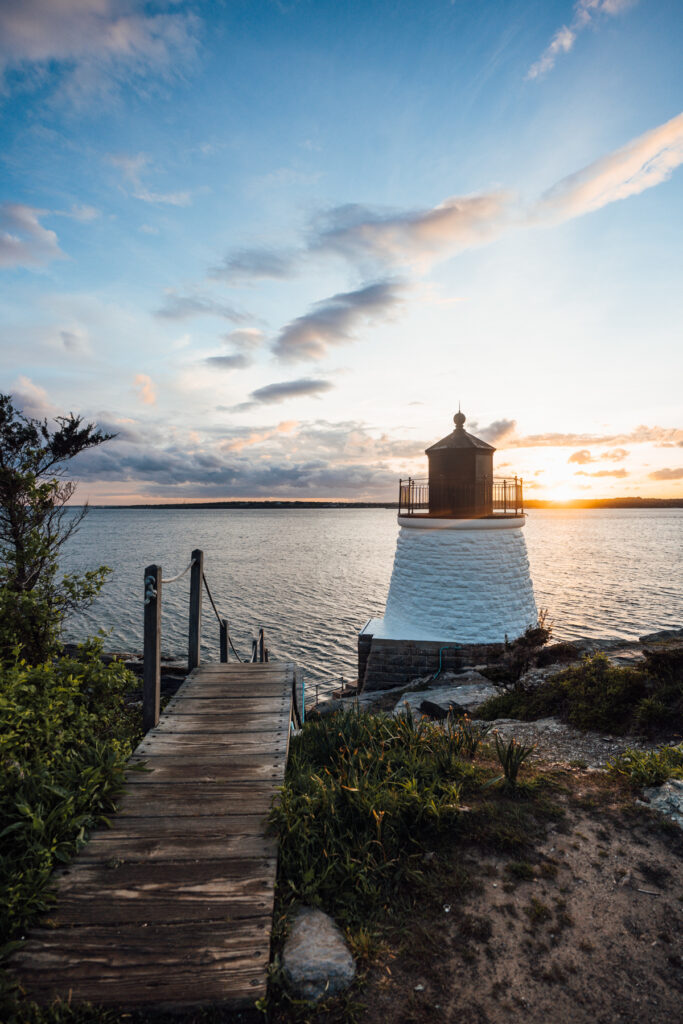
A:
62,507,682,693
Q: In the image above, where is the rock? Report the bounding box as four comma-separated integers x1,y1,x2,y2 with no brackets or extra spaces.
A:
419,699,467,720
639,628,683,643
395,674,498,718
640,778,683,829
282,907,356,1002
306,699,346,719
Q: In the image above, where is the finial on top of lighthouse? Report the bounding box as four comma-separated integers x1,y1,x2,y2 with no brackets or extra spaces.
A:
453,408,466,430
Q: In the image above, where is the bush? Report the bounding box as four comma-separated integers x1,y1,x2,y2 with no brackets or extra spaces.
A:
608,744,683,788
478,651,683,736
0,641,138,942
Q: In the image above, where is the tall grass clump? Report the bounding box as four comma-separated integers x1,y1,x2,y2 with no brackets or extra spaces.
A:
270,707,484,927
0,640,138,944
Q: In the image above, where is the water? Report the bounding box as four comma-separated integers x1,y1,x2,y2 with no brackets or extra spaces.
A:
62,508,682,693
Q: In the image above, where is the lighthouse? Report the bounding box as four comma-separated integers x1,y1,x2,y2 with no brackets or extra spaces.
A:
358,410,538,690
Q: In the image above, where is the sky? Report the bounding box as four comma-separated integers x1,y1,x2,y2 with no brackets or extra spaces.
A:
1,0,682,503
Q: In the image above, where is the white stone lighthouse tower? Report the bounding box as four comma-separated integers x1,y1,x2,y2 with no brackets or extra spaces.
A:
358,410,537,690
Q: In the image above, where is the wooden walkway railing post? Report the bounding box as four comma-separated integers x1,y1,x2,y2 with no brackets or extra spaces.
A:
143,564,161,733
220,618,229,663
188,549,204,672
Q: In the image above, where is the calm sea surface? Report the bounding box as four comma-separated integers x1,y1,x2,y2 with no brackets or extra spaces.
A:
62,508,682,694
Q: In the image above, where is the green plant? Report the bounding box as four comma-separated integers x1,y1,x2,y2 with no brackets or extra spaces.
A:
457,715,492,757
493,734,536,788
0,640,139,942
608,744,683,788
0,394,113,665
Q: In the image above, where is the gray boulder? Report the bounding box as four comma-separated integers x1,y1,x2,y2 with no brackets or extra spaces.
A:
640,778,683,829
282,906,356,1002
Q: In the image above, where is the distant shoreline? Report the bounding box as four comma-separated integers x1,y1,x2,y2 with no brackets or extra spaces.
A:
85,498,683,510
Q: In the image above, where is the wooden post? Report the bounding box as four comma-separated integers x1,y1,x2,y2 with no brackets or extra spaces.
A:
143,564,161,734
251,638,258,662
220,619,229,663
258,628,265,663
188,549,204,672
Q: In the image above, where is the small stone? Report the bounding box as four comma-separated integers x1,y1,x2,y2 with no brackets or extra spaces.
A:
282,907,356,1002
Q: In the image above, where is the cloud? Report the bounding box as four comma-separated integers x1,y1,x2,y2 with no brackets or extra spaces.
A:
133,373,156,405
475,419,517,445
10,376,57,419
501,424,683,448
209,248,296,282
222,328,264,350
527,0,636,80
568,447,629,464
230,377,334,412
311,194,511,269
205,353,251,370
0,203,64,268
575,468,629,478
54,204,100,222
535,111,683,222
273,280,402,361
222,421,298,453
155,292,252,323
649,468,683,481
0,1,200,103
109,153,191,206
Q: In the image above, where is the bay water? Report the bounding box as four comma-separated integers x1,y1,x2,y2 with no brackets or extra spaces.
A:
62,508,682,694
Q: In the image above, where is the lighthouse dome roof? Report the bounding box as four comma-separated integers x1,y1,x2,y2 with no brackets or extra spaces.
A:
425,409,496,454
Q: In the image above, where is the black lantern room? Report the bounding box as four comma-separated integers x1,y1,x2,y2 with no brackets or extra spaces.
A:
425,410,495,517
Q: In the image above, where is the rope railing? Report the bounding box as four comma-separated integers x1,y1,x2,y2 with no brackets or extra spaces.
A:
142,548,269,732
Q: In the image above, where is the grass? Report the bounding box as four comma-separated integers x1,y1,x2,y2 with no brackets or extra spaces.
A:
478,648,683,736
266,706,564,1020
608,743,683,787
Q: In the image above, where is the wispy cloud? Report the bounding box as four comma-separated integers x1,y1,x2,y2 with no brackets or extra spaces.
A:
575,468,628,478
133,373,156,405
109,153,191,206
155,292,252,323
229,378,334,412
10,376,56,419
273,280,402,361
568,447,629,464
527,0,636,81
0,0,200,103
495,422,682,449
205,353,252,371
311,194,511,270
534,112,683,222
53,204,100,222
210,248,296,282
0,204,64,268
649,467,683,481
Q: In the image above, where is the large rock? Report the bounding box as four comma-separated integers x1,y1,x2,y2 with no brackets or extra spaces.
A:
282,907,356,1002
640,778,683,829
393,671,498,718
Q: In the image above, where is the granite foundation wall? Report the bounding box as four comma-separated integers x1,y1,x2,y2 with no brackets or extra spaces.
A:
359,635,504,692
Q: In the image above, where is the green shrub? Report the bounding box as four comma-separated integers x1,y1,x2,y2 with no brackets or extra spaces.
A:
270,708,484,927
608,744,683,788
479,652,682,735
0,641,139,942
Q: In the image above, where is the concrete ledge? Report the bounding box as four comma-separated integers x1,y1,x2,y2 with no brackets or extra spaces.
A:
359,634,505,691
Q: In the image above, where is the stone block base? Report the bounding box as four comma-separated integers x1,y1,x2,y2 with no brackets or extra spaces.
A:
359,633,504,692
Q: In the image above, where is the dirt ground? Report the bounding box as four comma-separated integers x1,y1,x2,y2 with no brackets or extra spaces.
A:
348,773,683,1024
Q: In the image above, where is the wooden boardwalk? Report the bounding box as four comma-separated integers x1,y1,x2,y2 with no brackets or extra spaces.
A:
13,662,295,1013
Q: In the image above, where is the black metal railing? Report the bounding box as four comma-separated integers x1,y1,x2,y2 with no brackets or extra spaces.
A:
398,476,524,517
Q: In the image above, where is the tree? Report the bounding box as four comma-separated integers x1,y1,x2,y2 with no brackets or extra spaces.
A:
0,393,114,664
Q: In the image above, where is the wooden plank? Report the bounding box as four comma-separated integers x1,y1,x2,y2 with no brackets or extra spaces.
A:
84,813,270,839
135,732,289,754
79,831,278,862
152,712,288,732
126,753,286,784
115,782,278,817
15,920,271,1008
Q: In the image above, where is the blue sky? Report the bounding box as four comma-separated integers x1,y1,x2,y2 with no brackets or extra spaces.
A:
1,0,682,501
